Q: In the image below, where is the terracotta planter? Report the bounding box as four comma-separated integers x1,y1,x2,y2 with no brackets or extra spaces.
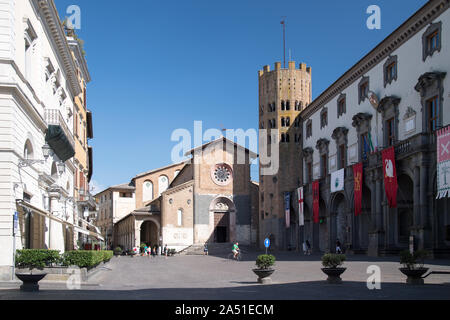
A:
399,268,429,285
321,267,346,284
16,273,47,292
252,268,275,284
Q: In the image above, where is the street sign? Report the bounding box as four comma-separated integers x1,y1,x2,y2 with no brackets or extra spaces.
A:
264,238,270,248
13,211,18,233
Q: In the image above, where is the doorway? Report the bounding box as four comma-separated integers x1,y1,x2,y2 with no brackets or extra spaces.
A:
214,212,229,243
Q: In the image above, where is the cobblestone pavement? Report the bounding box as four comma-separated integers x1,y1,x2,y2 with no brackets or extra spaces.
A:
1,250,450,300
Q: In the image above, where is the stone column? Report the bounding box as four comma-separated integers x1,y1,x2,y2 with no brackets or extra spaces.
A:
368,170,384,256
419,163,430,249
48,185,64,252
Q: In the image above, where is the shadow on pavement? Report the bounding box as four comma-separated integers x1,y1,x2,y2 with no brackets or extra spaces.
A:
1,280,449,300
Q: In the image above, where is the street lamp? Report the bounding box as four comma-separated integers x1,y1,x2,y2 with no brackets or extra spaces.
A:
18,144,54,168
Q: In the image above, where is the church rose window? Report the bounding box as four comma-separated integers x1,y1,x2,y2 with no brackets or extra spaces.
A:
211,163,233,186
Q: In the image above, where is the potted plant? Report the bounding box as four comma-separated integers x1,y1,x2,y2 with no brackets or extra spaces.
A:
399,250,429,285
15,249,60,292
321,253,346,284
114,247,122,256
252,254,275,284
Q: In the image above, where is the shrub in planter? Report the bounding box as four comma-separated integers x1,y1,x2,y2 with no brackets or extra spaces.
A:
321,253,346,268
255,254,276,270
62,251,104,269
321,253,346,284
253,254,276,284
15,249,61,274
399,250,429,285
102,251,113,262
114,247,122,256
15,249,61,292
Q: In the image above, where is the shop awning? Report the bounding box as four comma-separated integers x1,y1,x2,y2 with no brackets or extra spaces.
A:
16,200,73,227
74,226,90,236
45,125,75,162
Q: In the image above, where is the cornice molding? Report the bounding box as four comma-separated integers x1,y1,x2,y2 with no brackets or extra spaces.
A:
33,0,82,97
300,0,450,119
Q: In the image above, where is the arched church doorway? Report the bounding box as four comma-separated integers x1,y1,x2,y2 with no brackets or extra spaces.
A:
140,220,159,247
210,197,235,243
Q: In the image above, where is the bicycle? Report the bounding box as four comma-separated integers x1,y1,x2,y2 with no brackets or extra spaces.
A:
227,250,243,261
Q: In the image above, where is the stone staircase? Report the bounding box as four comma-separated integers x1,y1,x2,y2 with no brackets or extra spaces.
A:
179,243,234,256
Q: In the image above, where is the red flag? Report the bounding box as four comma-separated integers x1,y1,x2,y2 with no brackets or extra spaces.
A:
312,181,319,223
353,162,363,216
382,146,398,208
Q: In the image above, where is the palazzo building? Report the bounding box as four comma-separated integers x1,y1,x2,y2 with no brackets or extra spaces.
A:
261,0,450,256
0,0,100,280
112,138,259,252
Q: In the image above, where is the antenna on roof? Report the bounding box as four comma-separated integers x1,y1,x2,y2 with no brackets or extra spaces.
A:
281,17,287,68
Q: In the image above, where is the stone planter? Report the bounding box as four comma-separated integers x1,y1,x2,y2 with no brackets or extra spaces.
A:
252,269,275,284
399,268,429,285
321,267,346,284
15,273,47,292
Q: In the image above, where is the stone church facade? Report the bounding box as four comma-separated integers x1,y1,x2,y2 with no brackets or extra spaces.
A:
113,138,259,252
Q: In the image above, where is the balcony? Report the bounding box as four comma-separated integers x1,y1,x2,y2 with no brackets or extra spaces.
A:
45,109,75,162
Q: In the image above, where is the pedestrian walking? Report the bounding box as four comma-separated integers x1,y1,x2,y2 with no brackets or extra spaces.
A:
336,239,342,254
306,240,311,255
204,242,208,256
302,242,307,255
164,244,168,259
152,245,157,258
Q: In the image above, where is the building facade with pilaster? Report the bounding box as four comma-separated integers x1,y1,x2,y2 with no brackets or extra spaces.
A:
297,0,450,256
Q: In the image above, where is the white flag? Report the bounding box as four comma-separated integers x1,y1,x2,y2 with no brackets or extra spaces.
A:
331,168,345,193
297,187,304,226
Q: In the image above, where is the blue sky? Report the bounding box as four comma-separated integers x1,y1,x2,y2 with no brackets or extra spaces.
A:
55,0,427,192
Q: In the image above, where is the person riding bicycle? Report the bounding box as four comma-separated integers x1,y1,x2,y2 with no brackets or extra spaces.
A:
232,242,240,259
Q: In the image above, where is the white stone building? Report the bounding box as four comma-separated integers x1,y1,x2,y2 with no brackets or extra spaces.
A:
0,0,96,280
298,0,450,256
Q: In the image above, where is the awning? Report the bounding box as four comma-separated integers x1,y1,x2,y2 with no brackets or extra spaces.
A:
87,111,93,139
74,226,90,236
45,125,75,162
75,226,104,241
16,200,73,227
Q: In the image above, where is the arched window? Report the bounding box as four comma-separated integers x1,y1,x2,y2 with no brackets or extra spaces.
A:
24,139,33,159
286,117,290,126
177,209,183,226
143,180,153,202
281,118,286,127
158,175,169,196
51,162,58,179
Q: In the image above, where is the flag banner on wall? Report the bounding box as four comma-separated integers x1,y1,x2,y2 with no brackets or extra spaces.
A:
437,126,450,199
284,192,290,228
353,162,363,216
297,187,304,226
330,168,345,193
312,181,319,224
382,146,398,208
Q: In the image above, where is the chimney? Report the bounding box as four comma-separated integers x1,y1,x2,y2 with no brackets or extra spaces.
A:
288,61,296,70
274,62,281,71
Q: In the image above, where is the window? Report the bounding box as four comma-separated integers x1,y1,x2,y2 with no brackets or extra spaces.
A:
337,94,346,118
294,133,301,143
24,140,33,160
177,209,183,226
158,175,169,196
281,101,285,111
294,117,300,128
285,133,290,143
383,55,398,87
386,118,395,146
427,96,439,132
143,180,154,201
281,133,286,143
286,117,290,127
358,77,369,104
286,100,290,110
120,192,132,198
306,120,312,138
422,22,442,61
360,133,369,161
320,108,328,129
24,19,37,81
281,118,285,127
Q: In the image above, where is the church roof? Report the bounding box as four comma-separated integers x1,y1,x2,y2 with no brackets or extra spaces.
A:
184,136,258,159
